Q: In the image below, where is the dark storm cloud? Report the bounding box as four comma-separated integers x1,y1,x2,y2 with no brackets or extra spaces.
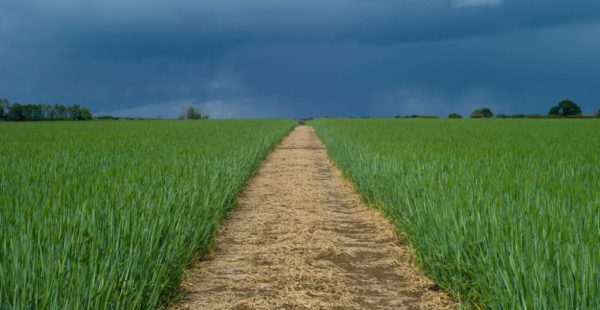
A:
1,0,600,118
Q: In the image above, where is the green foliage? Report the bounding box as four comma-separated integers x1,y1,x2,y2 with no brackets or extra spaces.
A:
8,103,25,121
548,99,582,116
0,100,93,121
448,113,462,119
181,106,204,120
595,109,600,118
311,118,600,309
0,119,295,308
80,107,93,120
396,114,439,118
0,98,8,119
470,108,493,118
97,115,120,120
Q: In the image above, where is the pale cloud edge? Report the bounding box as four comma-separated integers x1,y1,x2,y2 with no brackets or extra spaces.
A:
453,0,502,8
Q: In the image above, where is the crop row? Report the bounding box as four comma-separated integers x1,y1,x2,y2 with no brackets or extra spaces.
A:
311,118,600,309
0,119,295,308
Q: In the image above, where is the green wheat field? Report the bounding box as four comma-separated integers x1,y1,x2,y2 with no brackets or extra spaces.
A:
1,118,599,308
0,120,295,308
311,118,600,309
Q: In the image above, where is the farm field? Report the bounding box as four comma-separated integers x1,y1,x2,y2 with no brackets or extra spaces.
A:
172,125,454,309
0,119,295,308
311,119,600,308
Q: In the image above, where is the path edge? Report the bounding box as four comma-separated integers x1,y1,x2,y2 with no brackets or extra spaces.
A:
308,123,459,309
162,122,298,308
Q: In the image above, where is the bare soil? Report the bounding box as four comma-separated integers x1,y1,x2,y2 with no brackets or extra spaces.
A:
173,126,454,309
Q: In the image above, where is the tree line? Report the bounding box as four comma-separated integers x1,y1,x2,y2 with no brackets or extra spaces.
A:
450,99,600,119
0,98,92,121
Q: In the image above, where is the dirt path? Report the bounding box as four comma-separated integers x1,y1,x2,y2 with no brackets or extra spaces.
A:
173,126,453,309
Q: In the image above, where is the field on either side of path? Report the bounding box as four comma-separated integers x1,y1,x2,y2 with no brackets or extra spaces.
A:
311,118,600,309
0,119,295,309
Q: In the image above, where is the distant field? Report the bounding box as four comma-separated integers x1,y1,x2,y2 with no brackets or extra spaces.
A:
0,120,295,308
311,119,600,308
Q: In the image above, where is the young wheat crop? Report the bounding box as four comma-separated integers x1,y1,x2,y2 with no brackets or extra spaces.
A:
311,118,600,309
0,119,295,308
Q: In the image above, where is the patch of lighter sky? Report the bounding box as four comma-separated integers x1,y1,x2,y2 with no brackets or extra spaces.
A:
453,0,502,8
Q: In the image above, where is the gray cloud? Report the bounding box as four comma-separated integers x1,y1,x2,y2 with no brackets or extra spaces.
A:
1,1,600,118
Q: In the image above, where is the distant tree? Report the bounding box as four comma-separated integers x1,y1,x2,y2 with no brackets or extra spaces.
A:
397,114,438,118
34,104,43,120
595,108,600,118
448,113,462,119
0,99,92,121
67,104,82,120
548,99,582,116
0,98,9,119
8,103,25,121
97,115,119,120
22,104,34,120
80,107,93,120
41,104,48,119
182,106,202,119
470,108,494,118
495,114,508,118
23,104,43,121
54,104,67,120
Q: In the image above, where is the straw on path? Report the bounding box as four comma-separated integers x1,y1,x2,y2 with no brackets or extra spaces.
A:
173,126,454,309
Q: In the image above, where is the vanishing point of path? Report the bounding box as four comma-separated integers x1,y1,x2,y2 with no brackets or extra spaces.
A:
174,126,454,309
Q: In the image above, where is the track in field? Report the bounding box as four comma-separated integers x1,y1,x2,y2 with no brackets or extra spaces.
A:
173,126,453,309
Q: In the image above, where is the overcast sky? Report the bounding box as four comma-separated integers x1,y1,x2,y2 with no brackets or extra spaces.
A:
1,0,599,118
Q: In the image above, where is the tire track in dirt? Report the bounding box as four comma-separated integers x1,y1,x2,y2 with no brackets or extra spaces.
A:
173,126,454,309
